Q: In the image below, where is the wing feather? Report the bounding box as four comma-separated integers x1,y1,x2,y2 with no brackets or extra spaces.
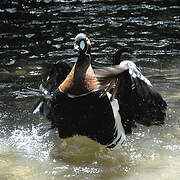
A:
33,61,71,117
95,60,167,134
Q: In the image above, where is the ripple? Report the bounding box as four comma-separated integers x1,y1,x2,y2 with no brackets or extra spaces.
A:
0,1,180,179
0,83,13,89
5,59,15,66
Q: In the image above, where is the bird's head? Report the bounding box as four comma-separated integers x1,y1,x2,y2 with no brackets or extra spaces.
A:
113,47,133,65
74,33,91,55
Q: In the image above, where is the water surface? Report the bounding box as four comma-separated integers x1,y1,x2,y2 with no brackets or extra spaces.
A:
0,0,180,179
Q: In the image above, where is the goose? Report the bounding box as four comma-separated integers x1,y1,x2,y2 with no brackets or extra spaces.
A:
33,33,167,148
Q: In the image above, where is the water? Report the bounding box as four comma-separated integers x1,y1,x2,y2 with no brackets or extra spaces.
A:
0,0,180,179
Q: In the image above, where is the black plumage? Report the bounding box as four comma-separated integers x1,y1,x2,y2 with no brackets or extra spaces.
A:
50,89,121,148
33,34,126,148
96,49,167,134
33,35,167,148
33,61,72,118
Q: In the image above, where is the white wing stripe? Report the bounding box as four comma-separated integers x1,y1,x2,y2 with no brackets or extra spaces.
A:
106,92,126,148
120,61,152,87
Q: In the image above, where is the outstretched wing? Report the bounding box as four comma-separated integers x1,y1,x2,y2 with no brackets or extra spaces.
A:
95,60,167,134
33,61,72,117
41,61,72,94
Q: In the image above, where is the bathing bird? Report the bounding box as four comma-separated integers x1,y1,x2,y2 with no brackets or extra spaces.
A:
33,33,167,148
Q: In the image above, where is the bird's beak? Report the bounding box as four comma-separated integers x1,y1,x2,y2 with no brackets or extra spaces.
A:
87,39,91,46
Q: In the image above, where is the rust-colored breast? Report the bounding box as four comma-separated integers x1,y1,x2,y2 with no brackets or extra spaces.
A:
60,62,99,95
84,64,99,91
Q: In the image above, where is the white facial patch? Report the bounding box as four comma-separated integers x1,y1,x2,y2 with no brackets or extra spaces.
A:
80,40,85,51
